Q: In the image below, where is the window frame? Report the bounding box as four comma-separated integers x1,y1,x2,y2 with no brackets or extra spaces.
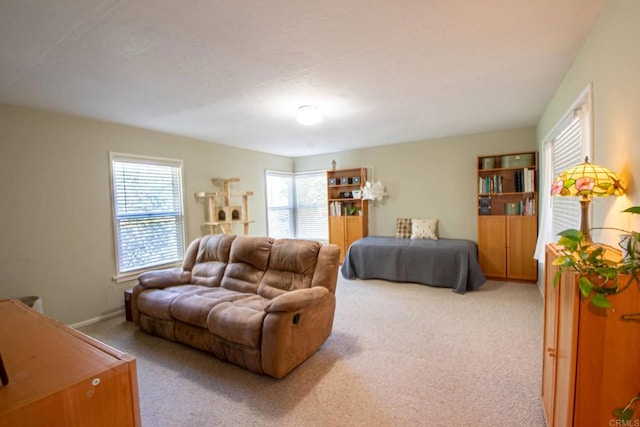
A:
109,152,186,282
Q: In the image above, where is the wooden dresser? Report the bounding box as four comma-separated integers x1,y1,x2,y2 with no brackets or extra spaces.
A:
542,245,640,427
0,299,141,426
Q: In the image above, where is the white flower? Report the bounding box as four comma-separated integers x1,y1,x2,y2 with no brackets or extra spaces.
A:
362,181,388,202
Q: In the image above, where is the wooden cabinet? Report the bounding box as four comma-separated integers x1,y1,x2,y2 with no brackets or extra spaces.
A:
0,299,141,426
542,245,640,427
327,168,368,262
329,216,366,262
507,215,538,280
477,151,538,281
477,216,507,278
478,213,538,280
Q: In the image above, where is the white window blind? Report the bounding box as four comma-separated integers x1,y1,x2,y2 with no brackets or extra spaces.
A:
265,171,295,239
110,154,185,278
551,113,585,237
294,172,328,241
265,170,328,242
535,85,591,262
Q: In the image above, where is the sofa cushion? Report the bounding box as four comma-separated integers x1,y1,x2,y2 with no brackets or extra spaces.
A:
221,236,274,294
207,295,270,347
170,287,253,328
258,239,321,299
191,234,236,287
195,234,235,263
137,288,192,320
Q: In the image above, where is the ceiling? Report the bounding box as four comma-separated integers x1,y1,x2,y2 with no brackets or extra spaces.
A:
0,0,605,157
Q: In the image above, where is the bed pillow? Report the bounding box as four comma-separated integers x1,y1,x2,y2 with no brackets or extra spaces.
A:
395,218,412,239
411,218,438,240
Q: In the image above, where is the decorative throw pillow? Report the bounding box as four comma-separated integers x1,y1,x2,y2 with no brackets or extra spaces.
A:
395,218,412,238
411,218,438,240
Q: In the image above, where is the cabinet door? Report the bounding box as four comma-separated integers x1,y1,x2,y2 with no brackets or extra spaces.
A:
541,247,560,426
345,216,364,251
542,246,579,427
554,268,580,427
329,216,346,260
478,216,506,278
573,275,640,427
506,215,538,280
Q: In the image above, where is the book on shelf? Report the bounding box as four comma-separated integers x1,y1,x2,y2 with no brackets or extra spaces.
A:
479,206,492,215
478,196,492,215
478,175,503,194
518,198,536,216
513,168,536,193
330,201,352,216
330,201,341,216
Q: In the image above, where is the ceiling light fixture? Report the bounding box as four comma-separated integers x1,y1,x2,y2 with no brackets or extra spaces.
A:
296,105,322,125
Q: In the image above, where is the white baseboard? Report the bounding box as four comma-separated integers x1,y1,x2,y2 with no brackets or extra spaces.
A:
69,309,125,329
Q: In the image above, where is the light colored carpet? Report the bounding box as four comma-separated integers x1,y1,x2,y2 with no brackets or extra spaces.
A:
79,275,546,427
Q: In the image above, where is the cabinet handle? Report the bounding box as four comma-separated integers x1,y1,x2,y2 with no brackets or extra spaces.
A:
547,347,556,357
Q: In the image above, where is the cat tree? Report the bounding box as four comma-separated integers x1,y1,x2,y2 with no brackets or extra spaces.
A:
195,178,254,235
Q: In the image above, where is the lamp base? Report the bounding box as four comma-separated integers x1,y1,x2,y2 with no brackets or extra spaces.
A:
580,198,593,245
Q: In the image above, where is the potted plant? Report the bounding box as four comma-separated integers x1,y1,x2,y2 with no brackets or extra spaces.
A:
553,206,640,421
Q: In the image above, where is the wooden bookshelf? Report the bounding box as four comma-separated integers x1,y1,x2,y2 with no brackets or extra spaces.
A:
327,167,368,262
477,151,538,281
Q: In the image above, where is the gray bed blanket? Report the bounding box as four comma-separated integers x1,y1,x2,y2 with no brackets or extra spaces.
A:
340,236,486,293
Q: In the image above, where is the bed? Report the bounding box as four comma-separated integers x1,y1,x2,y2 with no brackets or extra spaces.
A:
340,236,486,293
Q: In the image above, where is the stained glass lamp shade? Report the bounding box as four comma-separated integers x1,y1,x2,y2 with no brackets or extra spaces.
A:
551,156,624,244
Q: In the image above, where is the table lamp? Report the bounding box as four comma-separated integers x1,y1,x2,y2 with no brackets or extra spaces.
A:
551,156,624,244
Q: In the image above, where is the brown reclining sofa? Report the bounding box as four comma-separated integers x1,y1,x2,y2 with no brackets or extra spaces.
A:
131,234,340,378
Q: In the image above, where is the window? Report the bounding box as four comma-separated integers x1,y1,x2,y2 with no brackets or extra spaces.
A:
534,85,591,261
294,172,329,241
110,153,185,280
551,113,585,236
265,171,294,239
265,170,328,242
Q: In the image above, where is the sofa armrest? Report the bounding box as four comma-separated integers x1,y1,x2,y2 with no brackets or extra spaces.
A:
264,287,329,313
261,289,336,378
138,268,191,289
310,244,340,293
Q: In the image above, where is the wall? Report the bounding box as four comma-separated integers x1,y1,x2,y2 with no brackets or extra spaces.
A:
0,104,292,324
0,104,536,325
537,0,640,248
295,127,537,240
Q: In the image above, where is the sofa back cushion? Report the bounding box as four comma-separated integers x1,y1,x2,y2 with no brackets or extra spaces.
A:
221,236,274,294
257,239,321,299
190,234,236,287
